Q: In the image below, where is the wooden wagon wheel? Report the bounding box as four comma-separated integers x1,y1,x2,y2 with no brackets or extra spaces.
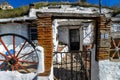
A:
0,33,39,73
109,37,120,61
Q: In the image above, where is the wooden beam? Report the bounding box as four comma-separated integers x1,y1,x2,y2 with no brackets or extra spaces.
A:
36,12,99,19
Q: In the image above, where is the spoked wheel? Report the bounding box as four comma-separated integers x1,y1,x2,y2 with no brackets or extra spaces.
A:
109,37,120,61
0,33,38,73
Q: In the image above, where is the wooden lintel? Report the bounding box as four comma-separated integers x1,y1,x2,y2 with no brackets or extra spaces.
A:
36,12,99,19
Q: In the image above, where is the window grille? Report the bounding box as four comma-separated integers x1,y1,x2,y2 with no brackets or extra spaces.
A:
28,24,38,41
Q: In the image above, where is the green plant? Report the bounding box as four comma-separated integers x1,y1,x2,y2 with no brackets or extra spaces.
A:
0,2,118,18
0,6,29,18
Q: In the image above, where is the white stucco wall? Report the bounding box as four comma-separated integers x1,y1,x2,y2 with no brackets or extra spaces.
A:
0,23,28,47
99,60,120,80
58,27,69,45
0,23,51,80
83,23,94,45
91,45,99,80
0,23,28,38
52,20,59,52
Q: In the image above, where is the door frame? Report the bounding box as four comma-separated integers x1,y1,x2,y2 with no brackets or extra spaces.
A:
69,27,83,51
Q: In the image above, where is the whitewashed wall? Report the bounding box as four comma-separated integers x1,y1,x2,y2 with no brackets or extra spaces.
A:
83,23,94,45
58,22,94,46
0,23,29,52
58,27,69,45
91,45,99,80
99,60,120,80
0,23,28,38
52,20,59,52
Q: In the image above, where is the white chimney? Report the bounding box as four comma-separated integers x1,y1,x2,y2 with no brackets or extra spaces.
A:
29,4,36,18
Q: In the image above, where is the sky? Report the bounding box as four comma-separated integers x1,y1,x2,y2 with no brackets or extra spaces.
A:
5,0,120,8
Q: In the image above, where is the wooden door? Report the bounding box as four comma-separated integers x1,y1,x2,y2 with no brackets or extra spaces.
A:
69,29,80,50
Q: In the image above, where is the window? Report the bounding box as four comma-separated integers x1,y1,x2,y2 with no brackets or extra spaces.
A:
111,23,120,32
28,24,38,40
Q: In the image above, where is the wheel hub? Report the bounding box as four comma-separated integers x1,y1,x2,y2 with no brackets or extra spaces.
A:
115,47,119,52
8,58,17,65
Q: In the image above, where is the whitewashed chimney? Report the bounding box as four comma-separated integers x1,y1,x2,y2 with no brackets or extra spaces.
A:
29,4,36,17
